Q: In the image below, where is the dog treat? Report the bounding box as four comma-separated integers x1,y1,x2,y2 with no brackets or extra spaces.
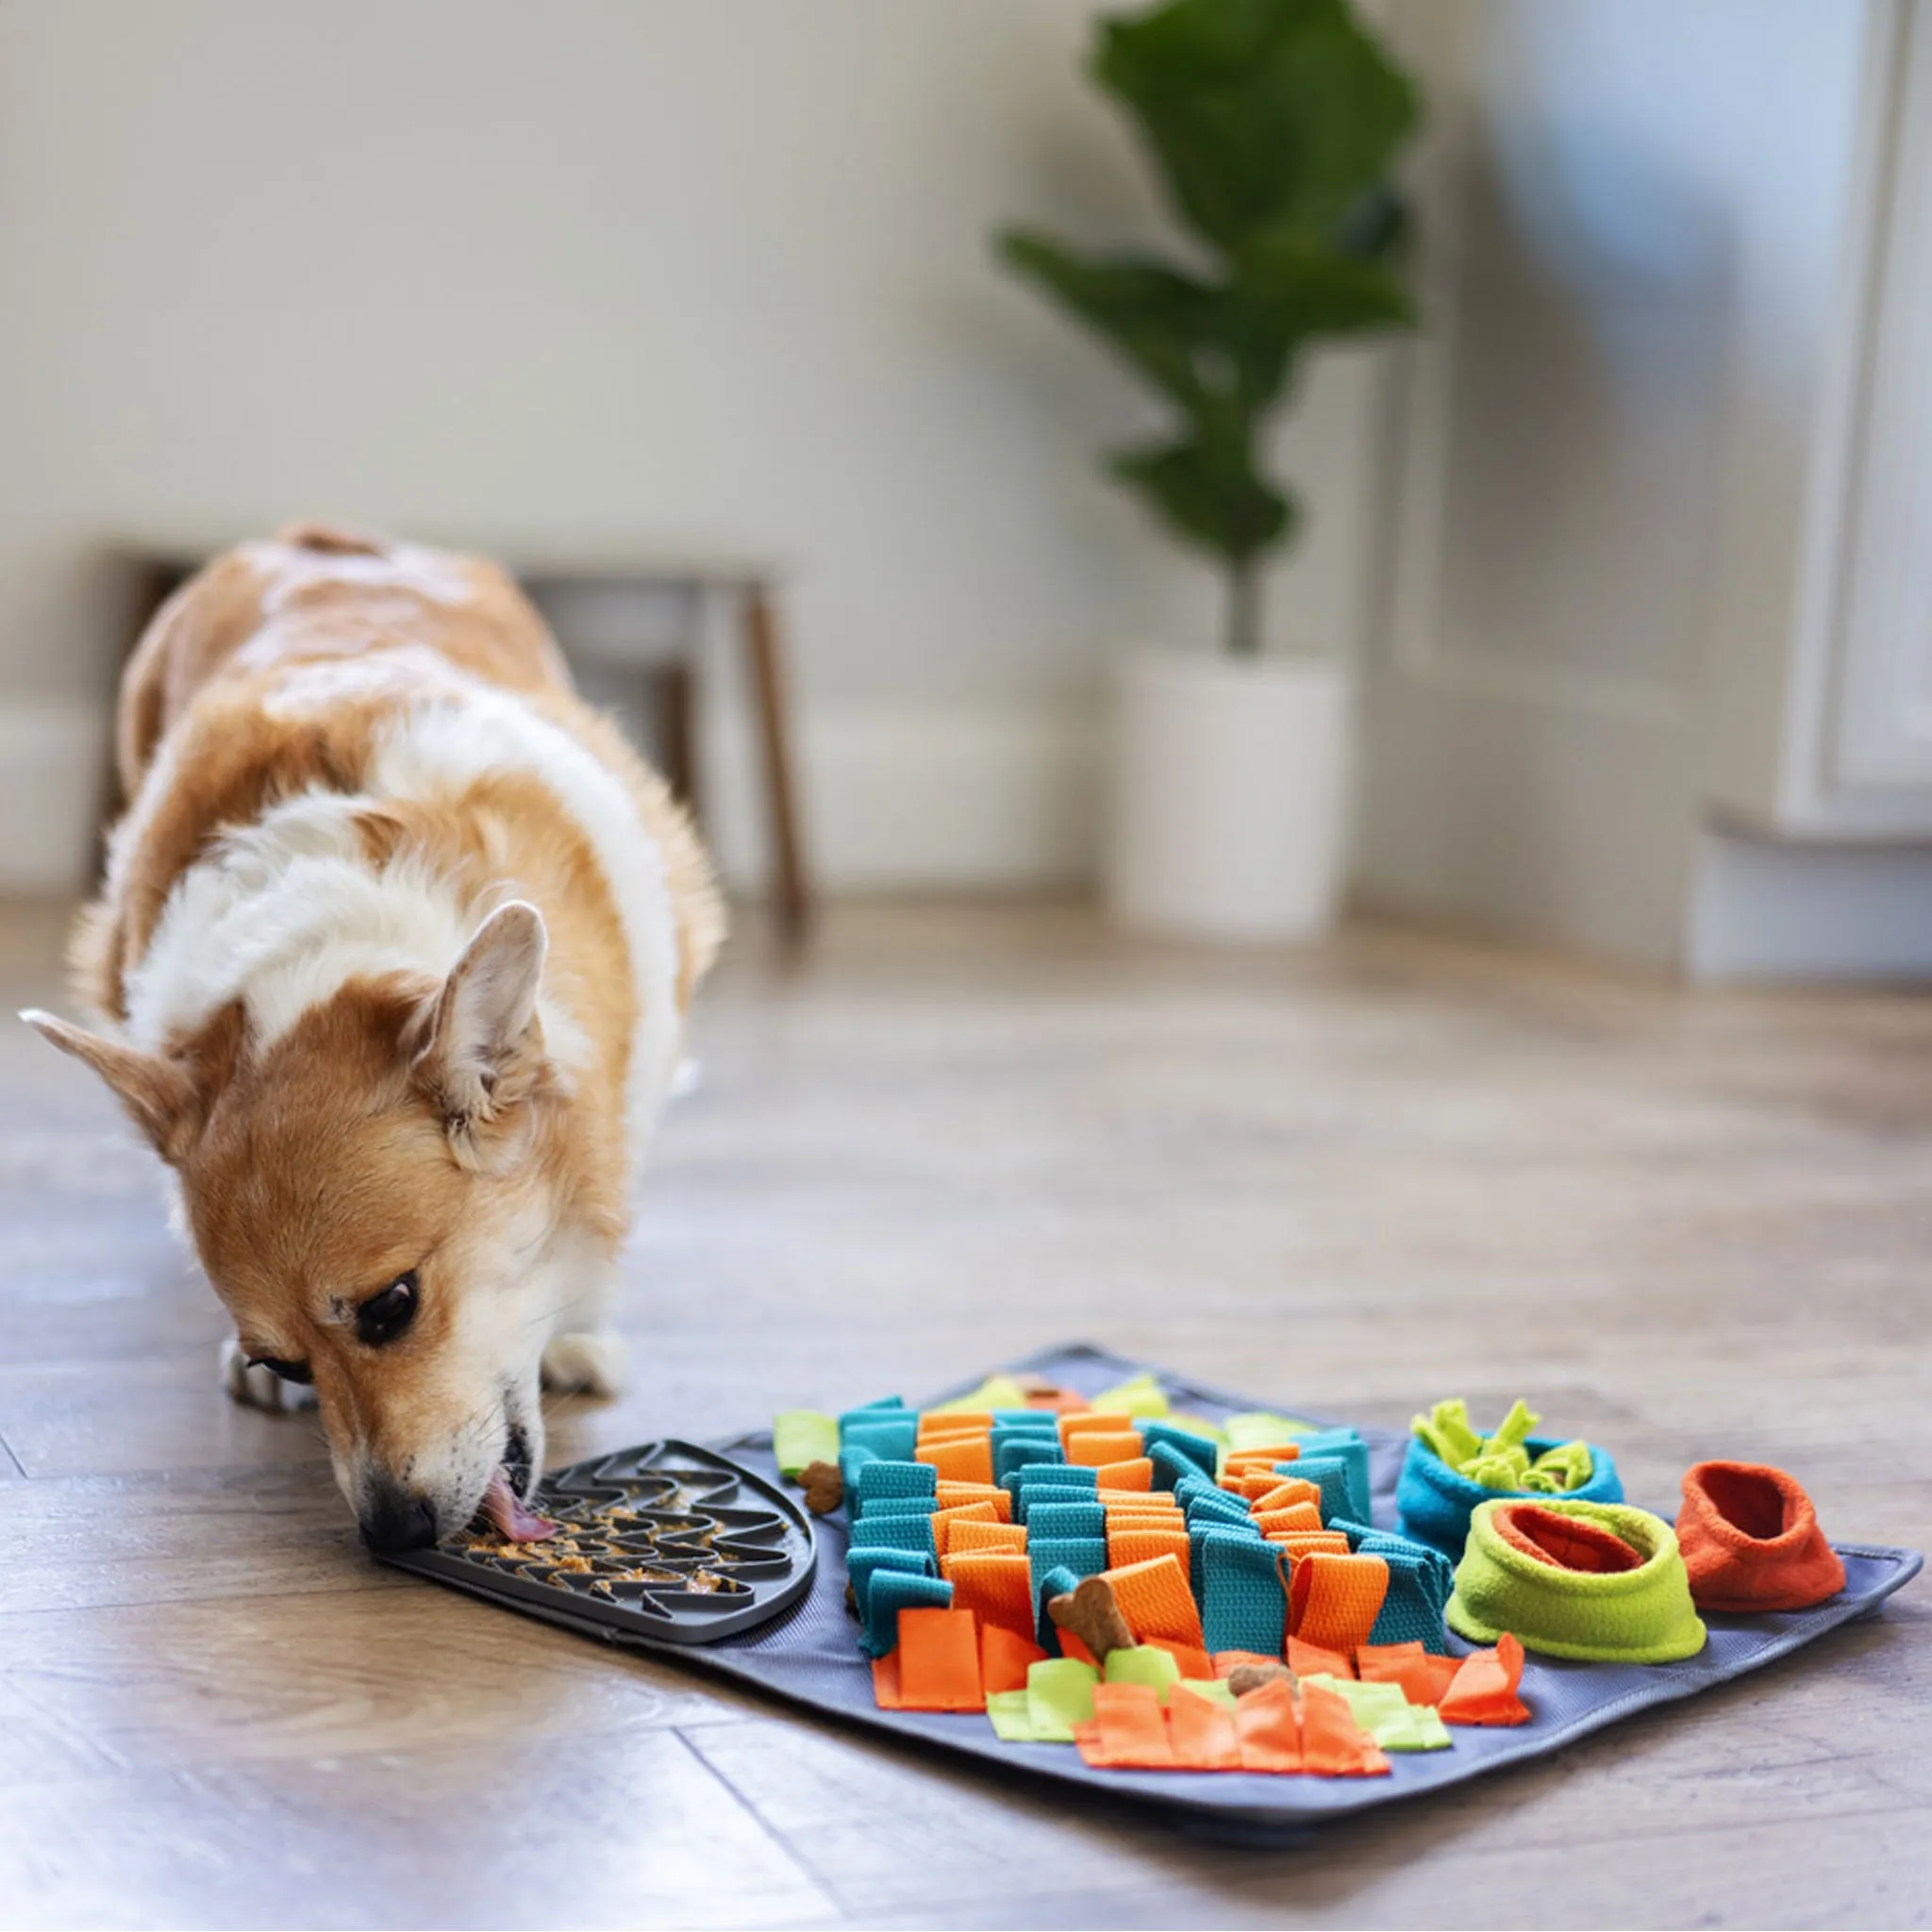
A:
799,1460,844,1516
1047,1575,1136,1659
1226,1660,1295,1697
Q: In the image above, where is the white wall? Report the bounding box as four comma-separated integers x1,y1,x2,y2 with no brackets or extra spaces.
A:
1357,0,1885,968
0,0,1385,893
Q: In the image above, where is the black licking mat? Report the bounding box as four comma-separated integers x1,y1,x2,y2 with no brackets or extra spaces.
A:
381,1439,816,1644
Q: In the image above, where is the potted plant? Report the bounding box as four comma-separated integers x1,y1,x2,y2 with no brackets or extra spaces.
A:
997,0,1420,940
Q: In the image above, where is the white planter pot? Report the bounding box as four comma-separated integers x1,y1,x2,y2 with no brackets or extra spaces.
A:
1106,649,1351,941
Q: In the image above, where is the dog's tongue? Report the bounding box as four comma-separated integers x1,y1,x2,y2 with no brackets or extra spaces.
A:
483,1467,557,1542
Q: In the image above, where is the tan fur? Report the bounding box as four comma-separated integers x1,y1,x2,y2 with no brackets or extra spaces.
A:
41,524,724,1541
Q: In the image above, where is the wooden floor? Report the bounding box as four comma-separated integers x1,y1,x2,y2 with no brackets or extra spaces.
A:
0,897,1927,1929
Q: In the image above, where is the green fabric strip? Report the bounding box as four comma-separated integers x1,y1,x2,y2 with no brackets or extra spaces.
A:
1026,1658,1099,1741
1103,1646,1183,1704
774,1410,840,1480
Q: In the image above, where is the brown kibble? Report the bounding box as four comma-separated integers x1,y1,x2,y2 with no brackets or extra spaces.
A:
1228,1661,1295,1697
800,1460,844,1515
1048,1574,1136,1660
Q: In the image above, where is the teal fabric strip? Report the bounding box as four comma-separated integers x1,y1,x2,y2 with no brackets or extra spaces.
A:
994,1436,1064,1482
855,1459,938,1513
1200,1527,1287,1656
1027,1501,1107,1541
1141,1422,1219,1477
849,1513,935,1558
843,1416,918,1461
1286,1454,1364,1526
1027,1537,1108,1597
861,1569,952,1658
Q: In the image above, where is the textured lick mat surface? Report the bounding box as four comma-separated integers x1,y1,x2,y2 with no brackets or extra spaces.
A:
425,1344,1927,1835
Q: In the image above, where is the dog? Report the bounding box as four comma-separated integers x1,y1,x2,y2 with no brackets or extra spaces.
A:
23,523,723,1552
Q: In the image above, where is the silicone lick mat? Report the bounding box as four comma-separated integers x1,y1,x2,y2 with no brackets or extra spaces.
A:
415,1344,1922,1835
382,1439,816,1643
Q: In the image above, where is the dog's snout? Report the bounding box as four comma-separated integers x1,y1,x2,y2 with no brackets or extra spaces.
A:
358,1483,439,1556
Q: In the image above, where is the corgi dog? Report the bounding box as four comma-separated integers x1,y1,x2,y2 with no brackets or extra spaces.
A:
24,524,723,1552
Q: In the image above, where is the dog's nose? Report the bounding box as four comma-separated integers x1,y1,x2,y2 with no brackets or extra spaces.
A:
358,1484,439,1555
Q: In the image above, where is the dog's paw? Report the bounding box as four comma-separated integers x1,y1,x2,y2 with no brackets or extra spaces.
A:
220,1337,317,1413
541,1329,627,1399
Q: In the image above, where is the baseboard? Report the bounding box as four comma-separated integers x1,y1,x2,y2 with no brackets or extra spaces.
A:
0,694,1104,898
0,703,107,894
702,698,1102,893
1687,827,1932,982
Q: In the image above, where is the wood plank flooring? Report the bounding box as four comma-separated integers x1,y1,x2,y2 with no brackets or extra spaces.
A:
0,896,1926,1928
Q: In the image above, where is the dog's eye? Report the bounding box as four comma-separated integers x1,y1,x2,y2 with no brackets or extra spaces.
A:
356,1271,420,1348
247,1357,312,1386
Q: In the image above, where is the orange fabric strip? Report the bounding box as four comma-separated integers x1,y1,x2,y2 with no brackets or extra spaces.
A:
929,1500,999,1558
1289,1551,1390,1654
1224,1444,1302,1471
1287,1636,1357,1679
1299,1682,1390,1776
1233,1677,1303,1772
1438,1632,1531,1726
1094,1457,1155,1491
1066,1432,1145,1468
871,1649,904,1709
1251,1478,1322,1513
1108,1526,1191,1574
915,1437,994,1486
1103,1554,1205,1648
1231,1473,1298,1503
917,1410,993,1435
1076,1682,1177,1769
1252,1502,1324,1537
1058,1411,1127,1446
1355,1641,1445,1707
1103,1513,1186,1536
1267,1531,1352,1557
935,1481,1010,1520
979,1622,1048,1696
1168,1684,1242,1770
895,1607,985,1711
942,1553,1036,1641
945,1519,1026,1557
1058,1630,1099,1668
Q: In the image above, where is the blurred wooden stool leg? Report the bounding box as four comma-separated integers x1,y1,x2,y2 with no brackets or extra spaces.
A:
91,558,192,881
742,581,811,944
658,657,700,821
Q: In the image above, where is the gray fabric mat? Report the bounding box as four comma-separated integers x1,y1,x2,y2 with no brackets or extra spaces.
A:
583,1342,1925,1836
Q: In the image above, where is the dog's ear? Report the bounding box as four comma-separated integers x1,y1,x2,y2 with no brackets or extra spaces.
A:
413,901,549,1138
21,1009,208,1164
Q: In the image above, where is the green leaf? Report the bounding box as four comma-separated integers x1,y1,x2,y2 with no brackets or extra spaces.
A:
1094,0,1420,252
1233,232,1415,337
995,228,1223,409
1108,431,1295,562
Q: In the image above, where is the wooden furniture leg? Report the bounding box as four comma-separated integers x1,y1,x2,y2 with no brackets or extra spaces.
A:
90,559,192,878
658,658,700,819
741,582,810,943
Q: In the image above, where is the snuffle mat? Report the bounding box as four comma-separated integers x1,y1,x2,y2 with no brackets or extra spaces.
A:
394,1342,1922,1836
